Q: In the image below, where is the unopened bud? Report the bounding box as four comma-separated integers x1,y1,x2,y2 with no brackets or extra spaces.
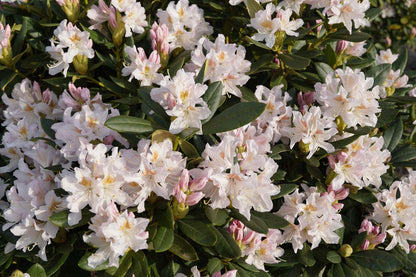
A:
338,244,353,257
73,54,89,75
172,199,189,219
335,116,347,132
336,40,348,54
11,270,25,277
112,11,125,46
298,140,310,155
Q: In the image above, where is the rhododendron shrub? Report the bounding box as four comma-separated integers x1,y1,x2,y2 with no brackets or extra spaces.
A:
1,0,416,276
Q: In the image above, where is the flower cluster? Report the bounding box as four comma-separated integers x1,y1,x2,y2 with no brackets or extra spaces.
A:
228,220,284,270
370,169,416,253
277,185,344,253
328,135,390,190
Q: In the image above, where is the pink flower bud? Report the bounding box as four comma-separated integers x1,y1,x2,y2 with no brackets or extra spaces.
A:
175,190,187,204
189,177,207,191
241,230,256,244
32,81,42,101
297,91,315,113
137,47,147,61
227,220,245,241
332,203,344,210
42,89,51,104
372,232,386,245
359,219,373,234
337,151,348,163
360,239,370,250
386,37,392,47
412,27,416,38
109,7,117,29
185,191,204,206
274,54,280,66
336,40,348,54
103,135,115,145
328,155,336,169
148,50,160,64
316,19,323,34
410,244,416,252
151,22,169,55
276,9,284,20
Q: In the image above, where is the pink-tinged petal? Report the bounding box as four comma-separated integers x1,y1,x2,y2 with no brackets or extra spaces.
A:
148,50,160,64
372,233,386,245
360,239,370,250
328,155,336,169
222,270,238,277
185,191,204,206
336,40,348,54
189,177,207,191
175,190,187,204
332,203,344,210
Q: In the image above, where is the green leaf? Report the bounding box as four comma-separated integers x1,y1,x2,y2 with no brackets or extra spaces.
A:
376,104,398,128
328,30,371,42
315,62,334,82
391,145,416,163
45,252,71,276
280,53,311,70
298,243,316,267
0,70,19,92
331,264,345,277
43,77,71,87
350,249,402,272
80,23,114,49
27,263,47,277
178,219,217,246
350,231,367,249
245,0,263,18
324,45,337,68
383,119,403,151
251,211,290,229
202,102,266,134
204,207,230,226
153,225,175,252
207,258,224,275
154,205,174,228
331,134,360,149
392,48,407,74
240,86,259,102
272,183,298,199
248,54,275,75
13,17,28,55
214,227,242,258
40,118,56,140
384,95,416,104
179,140,200,158
138,86,170,122
341,263,359,277
245,36,271,50
348,189,377,204
78,252,114,271
169,50,191,77
104,115,153,134
49,209,94,228
346,56,376,69
202,81,223,123
109,251,133,277
169,234,199,261
270,144,289,160
195,60,208,84
327,251,342,264
131,251,150,277
230,208,269,234
366,7,382,21
365,64,391,87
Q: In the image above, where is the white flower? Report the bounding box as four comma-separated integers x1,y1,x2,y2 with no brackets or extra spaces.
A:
150,69,210,134
278,0,305,14
248,3,280,48
122,46,163,85
46,20,94,76
283,106,337,159
326,0,370,34
315,67,380,128
187,34,251,97
275,7,304,37
157,0,213,50
121,2,147,37
376,49,398,64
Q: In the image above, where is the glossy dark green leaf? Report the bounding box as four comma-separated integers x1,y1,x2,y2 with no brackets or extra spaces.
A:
366,7,382,21
202,81,223,123
195,60,208,84
40,118,56,140
248,54,275,75
169,233,199,261
328,30,371,42
154,205,174,228
179,139,200,158
246,36,271,50
280,53,311,70
245,0,263,18
346,56,376,69
376,104,398,128
350,231,368,250
240,86,259,102
178,219,217,246
392,48,407,74
331,134,360,149
391,145,416,163
206,258,224,275
107,251,133,277
213,228,242,258
298,243,316,267
105,115,153,134
365,64,391,87
349,189,377,204
324,45,337,68
383,119,403,151
204,207,230,226
27,263,47,277
202,102,266,134
251,211,289,229
341,263,359,277
153,225,175,252
350,249,402,272
49,209,93,228
139,86,170,121
384,95,416,104
230,208,269,234
169,50,191,77
272,183,298,199
13,17,28,55
327,251,342,264
80,24,114,49
332,264,345,277
315,62,334,82
131,251,150,277
43,77,72,87
45,252,71,276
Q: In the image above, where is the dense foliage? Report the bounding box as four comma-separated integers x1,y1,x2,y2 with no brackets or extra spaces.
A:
1,0,416,276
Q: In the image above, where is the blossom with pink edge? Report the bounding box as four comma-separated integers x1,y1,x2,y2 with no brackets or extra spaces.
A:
0,22,11,56
358,219,386,250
